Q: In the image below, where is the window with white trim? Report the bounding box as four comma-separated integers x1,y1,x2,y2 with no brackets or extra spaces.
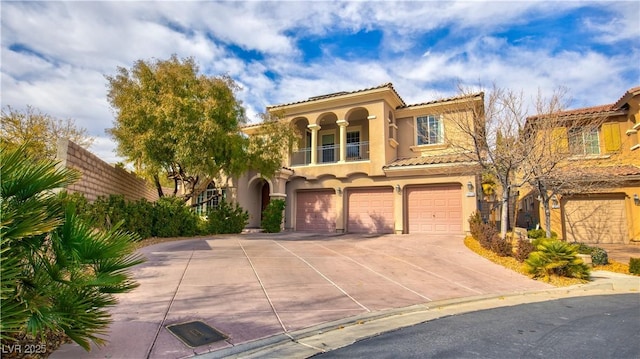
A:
416,115,443,145
568,127,600,155
346,130,360,158
388,111,396,140
195,182,225,216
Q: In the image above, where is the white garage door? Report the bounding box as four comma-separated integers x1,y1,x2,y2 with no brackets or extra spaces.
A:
407,184,463,234
296,190,336,232
347,187,394,233
563,195,628,244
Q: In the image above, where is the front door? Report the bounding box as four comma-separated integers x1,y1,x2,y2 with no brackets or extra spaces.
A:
321,133,335,163
261,182,270,220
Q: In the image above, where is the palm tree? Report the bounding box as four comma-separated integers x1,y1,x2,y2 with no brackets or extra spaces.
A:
1,145,145,351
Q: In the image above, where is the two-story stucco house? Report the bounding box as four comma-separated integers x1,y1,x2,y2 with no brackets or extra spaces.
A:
518,86,640,244
227,83,482,235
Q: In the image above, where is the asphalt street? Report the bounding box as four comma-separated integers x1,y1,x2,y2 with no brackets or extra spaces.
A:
313,294,640,359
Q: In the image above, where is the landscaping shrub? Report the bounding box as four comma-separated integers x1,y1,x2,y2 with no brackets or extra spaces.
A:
57,191,92,221
207,200,249,234
469,211,483,239
574,243,608,266
490,236,512,257
468,212,499,250
524,239,590,282
125,198,154,239
527,228,558,239
0,146,144,352
575,242,593,255
514,238,535,262
590,247,608,266
153,196,201,237
261,199,286,233
93,194,129,230
629,257,640,276
480,225,499,250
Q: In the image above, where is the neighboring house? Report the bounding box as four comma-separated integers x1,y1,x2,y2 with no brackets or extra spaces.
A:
227,83,482,234
518,87,640,244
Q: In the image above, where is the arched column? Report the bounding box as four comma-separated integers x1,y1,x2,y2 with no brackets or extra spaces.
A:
337,119,349,163
307,123,321,165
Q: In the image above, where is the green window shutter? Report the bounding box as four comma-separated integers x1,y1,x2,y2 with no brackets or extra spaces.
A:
602,122,621,152
551,127,568,153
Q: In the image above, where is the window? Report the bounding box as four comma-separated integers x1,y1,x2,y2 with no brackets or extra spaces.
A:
416,115,443,145
346,131,360,158
388,111,396,140
568,128,600,155
195,183,225,216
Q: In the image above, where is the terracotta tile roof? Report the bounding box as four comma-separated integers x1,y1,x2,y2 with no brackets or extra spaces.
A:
384,153,478,168
401,92,484,109
610,165,640,176
267,82,406,109
528,86,639,122
527,104,621,122
557,165,640,179
613,86,640,109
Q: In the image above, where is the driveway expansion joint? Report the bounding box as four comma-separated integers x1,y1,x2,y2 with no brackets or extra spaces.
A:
146,250,195,359
202,278,639,359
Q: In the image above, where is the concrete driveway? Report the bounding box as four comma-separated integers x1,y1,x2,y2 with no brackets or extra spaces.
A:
52,233,551,358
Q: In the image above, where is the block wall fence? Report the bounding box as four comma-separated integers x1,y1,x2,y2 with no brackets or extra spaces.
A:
56,139,160,202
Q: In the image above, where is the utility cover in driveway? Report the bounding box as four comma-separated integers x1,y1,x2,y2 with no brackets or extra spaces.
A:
166,321,227,347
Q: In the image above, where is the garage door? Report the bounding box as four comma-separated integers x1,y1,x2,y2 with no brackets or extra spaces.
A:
563,195,628,244
407,184,462,234
296,190,336,232
347,187,394,233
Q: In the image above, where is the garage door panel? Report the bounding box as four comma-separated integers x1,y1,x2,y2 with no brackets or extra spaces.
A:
347,188,394,234
296,191,336,232
407,185,463,234
563,196,628,244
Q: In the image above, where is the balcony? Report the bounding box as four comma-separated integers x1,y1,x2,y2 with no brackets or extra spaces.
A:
291,141,369,166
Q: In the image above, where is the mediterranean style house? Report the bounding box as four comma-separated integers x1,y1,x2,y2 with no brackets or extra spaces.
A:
518,86,640,244
221,83,483,234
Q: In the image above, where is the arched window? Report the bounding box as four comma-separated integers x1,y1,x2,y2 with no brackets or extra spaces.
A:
195,182,225,216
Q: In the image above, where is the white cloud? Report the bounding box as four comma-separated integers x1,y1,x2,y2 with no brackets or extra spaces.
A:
2,0,638,165
583,2,640,44
89,136,121,165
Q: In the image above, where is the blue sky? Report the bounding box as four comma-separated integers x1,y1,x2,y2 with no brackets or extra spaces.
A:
2,1,639,163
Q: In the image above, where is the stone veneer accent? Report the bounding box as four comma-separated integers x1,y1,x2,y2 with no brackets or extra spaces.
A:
56,139,160,202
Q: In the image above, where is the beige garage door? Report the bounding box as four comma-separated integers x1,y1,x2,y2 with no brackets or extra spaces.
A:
563,195,628,244
347,187,394,233
296,190,336,232
407,184,463,234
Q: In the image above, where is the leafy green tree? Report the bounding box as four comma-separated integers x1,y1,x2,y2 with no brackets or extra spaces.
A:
1,146,144,351
106,55,295,202
0,105,94,160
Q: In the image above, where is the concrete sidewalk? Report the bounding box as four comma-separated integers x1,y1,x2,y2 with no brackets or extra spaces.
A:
50,233,638,359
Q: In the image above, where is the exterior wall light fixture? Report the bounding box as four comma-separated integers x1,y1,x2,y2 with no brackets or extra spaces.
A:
336,187,342,196
634,194,640,206
466,181,475,197
395,184,401,193
551,195,560,209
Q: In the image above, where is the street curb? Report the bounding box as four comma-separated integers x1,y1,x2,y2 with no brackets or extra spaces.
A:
199,271,638,359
